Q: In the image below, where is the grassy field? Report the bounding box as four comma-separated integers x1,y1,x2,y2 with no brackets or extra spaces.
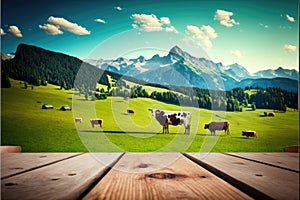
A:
1,79,298,152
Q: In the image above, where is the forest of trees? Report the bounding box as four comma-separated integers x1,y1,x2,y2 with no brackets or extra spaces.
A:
1,44,113,90
93,78,298,112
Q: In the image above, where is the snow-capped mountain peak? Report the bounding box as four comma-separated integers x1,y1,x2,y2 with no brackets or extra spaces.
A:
83,46,298,91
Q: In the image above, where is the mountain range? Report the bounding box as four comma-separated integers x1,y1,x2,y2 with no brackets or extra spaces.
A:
85,45,298,92
1,44,298,92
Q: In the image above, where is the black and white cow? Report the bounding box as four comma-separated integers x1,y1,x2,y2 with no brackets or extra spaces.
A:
148,109,191,134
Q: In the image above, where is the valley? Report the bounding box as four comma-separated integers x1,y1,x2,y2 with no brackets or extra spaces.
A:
1,79,298,152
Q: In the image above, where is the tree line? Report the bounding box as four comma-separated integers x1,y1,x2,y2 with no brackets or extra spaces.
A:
96,79,297,112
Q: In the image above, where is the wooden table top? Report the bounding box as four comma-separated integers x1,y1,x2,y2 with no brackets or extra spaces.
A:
1,152,299,200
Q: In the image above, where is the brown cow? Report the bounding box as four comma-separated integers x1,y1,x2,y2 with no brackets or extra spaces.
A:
242,130,257,138
75,117,82,123
204,121,230,135
268,112,275,117
127,109,134,114
90,119,103,128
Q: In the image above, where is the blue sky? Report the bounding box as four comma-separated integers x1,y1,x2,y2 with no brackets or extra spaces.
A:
1,0,298,73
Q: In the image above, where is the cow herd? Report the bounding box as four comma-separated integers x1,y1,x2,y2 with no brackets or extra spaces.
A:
75,108,258,138
75,117,103,128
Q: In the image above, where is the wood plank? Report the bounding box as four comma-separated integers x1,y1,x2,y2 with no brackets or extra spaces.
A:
1,153,82,179
0,146,22,153
84,153,252,200
185,153,299,200
1,153,123,200
225,152,299,172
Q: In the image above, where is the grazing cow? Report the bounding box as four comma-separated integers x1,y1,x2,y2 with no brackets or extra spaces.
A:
148,109,191,134
127,109,134,114
242,130,257,138
204,121,230,135
90,119,103,128
75,117,82,123
268,112,275,117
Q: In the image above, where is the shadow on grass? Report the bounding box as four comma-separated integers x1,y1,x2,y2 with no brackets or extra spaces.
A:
259,115,267,117
80,130,159,134
67,92,78,94
197,133,228,137
232,136,253,140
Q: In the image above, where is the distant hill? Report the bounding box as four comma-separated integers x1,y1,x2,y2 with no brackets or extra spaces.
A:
239,77,298,92
1,44,145,90
253,67,298,80
1,44,298,112
1,43,298,92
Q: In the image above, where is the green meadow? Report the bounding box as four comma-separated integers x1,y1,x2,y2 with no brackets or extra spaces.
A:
1,79,298,152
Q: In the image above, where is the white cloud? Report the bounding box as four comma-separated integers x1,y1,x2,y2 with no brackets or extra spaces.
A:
132,14,162,31
259,23,269,29
47,16,90,35
286,14,295,22
165,26,178,33
230,50,242,58
0,28,6,35
201,25,217,39
95,18,106,24
185,25,217,48
160,17,170,25
132,24,139,29
114,6,123,11
131,13,178,33
279,25,292,30
39,16,90,35
283,44,296,52
8,25,22,37
214,9,239,27
39,24,63,35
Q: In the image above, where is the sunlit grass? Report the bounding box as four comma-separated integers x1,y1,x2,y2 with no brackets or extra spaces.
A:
1,79,298,152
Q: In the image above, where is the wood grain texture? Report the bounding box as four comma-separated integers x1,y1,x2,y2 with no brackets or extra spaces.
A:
225,152,299,172
0,146,22,153
1,153,82,179
84,153,252,200
1,153,123,200
186,153,299,200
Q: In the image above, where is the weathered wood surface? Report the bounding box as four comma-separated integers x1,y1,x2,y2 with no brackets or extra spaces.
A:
84,153,252,200
1,153,298,200
0,146,22,153
1,153,123,200
185,153,299,200
1,153,82,179
225,152,299,172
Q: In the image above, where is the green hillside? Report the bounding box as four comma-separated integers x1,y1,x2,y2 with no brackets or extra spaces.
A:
1,79,298,152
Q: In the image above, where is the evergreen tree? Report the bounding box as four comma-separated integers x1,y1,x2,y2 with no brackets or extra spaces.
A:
251,102,256,111
1,71,11,88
